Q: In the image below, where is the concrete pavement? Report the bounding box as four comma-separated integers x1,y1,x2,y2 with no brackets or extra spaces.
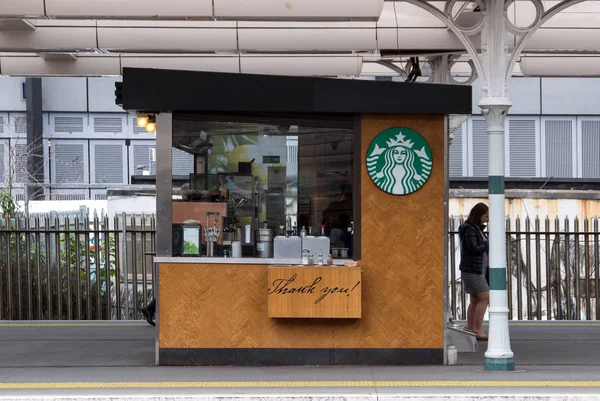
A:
1,321,600,400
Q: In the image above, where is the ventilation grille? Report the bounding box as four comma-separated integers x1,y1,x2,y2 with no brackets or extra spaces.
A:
51,191,87,201
172,148,194,176
449,125,463,177
14,117,27,134
132,143,156,175
509,119,537,177
93,144,124,184
0,143,5,184
0,117,4,134
53,143,85,183
582,120,600,179
14,144,28,183
92,190,108,200
545,120,573,178
286,144,298,177
471,119,488,177
94,117,123,133
12,190,25,202
55,116,84,133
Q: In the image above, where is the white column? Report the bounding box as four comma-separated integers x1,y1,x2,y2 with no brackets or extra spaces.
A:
480,98,514,371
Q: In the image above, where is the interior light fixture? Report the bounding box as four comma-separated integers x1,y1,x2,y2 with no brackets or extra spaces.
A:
146,115,156,133
137,115,149,128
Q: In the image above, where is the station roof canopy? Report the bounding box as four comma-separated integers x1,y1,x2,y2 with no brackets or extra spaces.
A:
1,1,599,78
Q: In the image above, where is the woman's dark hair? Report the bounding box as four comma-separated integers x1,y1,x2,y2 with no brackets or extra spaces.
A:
466,202,489,228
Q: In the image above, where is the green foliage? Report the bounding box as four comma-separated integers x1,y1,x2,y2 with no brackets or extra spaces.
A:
0,224,118,320
0,189,19,219
183,240,199,255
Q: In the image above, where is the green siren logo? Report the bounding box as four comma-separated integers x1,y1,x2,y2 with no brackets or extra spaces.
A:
367,127,432,195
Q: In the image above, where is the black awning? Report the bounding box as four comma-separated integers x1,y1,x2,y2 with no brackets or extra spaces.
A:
117,67,471,115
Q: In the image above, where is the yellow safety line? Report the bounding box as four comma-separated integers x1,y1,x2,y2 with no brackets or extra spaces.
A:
1,381,600,389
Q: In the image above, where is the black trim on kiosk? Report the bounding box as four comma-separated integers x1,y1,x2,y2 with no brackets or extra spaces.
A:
118,67,472,115
160,348,443,366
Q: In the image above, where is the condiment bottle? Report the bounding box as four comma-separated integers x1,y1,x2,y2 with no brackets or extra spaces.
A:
317,254,324,266
327,254,333,266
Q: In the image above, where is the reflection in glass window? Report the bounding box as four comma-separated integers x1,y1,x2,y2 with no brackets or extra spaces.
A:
172,116,354,259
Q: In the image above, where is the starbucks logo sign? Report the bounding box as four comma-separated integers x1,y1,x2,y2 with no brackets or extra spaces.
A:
367,127,432,195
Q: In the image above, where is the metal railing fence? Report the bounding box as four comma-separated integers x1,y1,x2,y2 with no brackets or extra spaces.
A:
449,216,600,321
0,213,155,320
2,213,599,321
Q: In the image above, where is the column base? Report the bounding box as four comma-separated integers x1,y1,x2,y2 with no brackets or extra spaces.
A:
484,357,515,371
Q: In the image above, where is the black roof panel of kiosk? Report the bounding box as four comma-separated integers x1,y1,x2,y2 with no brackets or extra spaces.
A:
118,67,472,115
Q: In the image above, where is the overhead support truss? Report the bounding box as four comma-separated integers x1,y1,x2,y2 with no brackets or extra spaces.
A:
401,0,585,371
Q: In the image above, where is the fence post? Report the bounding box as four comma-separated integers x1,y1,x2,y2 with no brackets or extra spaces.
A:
574,217,581,320
121,212,129,320
534,217,542,320
74,215,82,321
584,217,591,320
114,215,121,320
545,216,551,320
565,217,572,320
34,216,42,320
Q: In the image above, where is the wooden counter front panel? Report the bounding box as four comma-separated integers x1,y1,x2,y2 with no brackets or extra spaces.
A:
160,114,445,350
267,267,361,318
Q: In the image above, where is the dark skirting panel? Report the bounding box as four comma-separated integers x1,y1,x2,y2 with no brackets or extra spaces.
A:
159,348,443,366
117,67,471,116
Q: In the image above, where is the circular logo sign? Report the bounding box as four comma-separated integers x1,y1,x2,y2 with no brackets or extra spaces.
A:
367,127,432,195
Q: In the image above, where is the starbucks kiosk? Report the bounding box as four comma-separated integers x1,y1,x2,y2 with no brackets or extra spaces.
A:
116,67,472,366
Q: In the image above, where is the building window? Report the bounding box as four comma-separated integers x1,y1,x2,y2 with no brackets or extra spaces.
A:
171,114,356,260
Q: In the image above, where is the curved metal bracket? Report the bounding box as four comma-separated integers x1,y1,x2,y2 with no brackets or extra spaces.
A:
506,0,586,82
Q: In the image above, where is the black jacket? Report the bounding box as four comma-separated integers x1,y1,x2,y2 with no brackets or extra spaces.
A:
458,223,488,274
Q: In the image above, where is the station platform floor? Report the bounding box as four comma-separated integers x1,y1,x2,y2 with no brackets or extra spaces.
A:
1,320,600,400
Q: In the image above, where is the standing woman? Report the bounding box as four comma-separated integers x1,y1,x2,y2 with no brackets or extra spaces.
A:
459,202,490,340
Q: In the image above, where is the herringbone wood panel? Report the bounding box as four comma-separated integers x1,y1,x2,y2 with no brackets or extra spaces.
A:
159,114,444,349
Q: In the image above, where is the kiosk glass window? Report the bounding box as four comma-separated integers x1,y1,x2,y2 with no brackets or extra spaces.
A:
171,114,355,259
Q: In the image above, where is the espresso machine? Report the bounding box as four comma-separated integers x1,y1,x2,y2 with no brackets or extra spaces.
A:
204,211,221,257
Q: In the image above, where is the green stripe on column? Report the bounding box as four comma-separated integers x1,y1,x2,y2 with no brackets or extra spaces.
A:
489,176,504,194
489,267,507,290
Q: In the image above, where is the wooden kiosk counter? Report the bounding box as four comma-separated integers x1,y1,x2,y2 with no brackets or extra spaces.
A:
118,67,472,366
